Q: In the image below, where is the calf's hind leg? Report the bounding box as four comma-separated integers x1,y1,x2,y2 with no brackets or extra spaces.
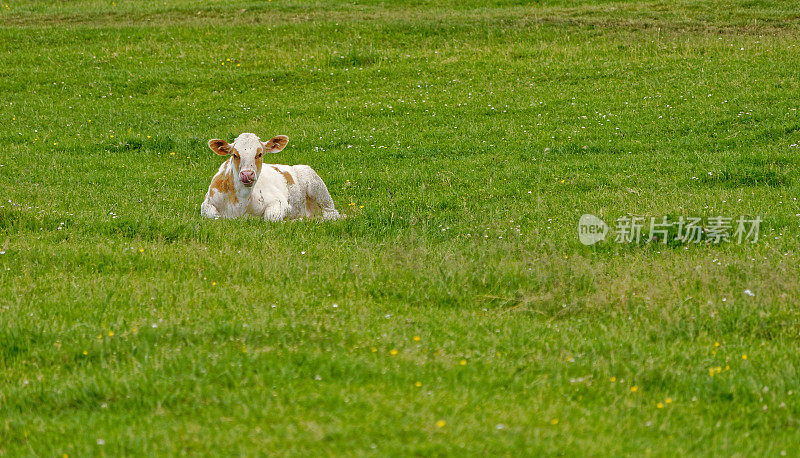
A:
294,165,341,220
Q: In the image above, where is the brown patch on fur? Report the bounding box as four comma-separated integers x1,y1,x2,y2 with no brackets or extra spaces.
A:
231,149,241,172
256,148,263,174
211,169,238,204
271,166,294,185
305,194,321,217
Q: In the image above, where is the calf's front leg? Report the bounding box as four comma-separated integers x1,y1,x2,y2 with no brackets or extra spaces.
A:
262,200,290,222
200,198,222,219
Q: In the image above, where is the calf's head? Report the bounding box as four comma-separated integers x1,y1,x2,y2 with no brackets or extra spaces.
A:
208,133,289,187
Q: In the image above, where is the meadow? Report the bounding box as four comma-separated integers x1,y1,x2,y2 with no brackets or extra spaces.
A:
2,0,800,454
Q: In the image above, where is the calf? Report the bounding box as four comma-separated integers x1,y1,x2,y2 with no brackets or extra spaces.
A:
200,133,341,221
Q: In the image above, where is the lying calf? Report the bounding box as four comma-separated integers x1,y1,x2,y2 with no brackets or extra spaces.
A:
200,133,341,221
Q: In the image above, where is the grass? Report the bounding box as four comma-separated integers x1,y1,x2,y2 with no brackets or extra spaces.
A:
2,0,800,454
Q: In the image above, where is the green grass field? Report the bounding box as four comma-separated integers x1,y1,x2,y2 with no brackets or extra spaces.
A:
2,0,800,454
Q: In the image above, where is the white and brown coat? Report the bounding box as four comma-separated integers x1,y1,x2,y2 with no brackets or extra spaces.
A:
200,133,341,221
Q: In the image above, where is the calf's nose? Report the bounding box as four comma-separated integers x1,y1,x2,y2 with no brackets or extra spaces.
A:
240,170,255,183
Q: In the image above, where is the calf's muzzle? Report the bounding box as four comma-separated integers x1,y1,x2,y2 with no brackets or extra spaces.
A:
240,170,256,185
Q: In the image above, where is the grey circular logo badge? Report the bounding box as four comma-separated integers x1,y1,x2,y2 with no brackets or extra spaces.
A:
578,214,608,245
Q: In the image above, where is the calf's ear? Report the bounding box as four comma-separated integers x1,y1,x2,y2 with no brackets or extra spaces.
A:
208,139,232,156
263,135,289,153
